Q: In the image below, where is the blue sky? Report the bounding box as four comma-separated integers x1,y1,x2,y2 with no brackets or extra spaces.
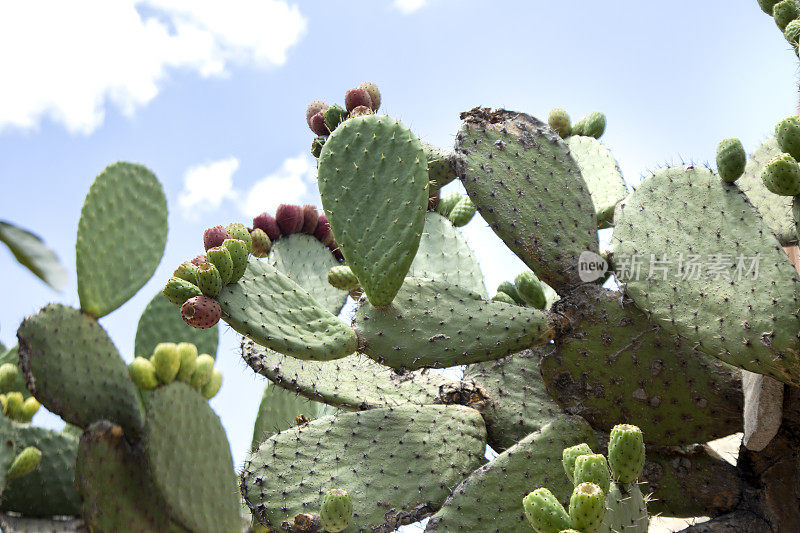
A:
0,0,796,471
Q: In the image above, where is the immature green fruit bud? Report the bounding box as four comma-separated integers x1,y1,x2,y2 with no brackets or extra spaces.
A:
491,291,517,305
515,271,546,309
128,357,159,390
785,19,800,43
548,108,572,138
312,136,327,158
4,392,23,419
773,0,800,31
6,447,42,480
449,196,477,227
223,238,249,283
572,118,586,137
775,116,800,160
175,342,199,382
191,354,215,389
19,397,40,422
196,262,223,297
435,193,462,218
152,343,181,385
225,223,253,253
761,152,800,196
0,394,7,413
608,424,646,484
568,482,606,533
201,369,223,399
163,276,202,306
522,488,571,533
0,363,19,393
582,112,606,139
573,454,611,495
562,443,594,483
250,228,272,258
716,138,746,183
497,281,525,306
324,104,349,132
173,262,199,285
206,246,234,285
759,0,780,14
327,266,360,292
320,488,354,533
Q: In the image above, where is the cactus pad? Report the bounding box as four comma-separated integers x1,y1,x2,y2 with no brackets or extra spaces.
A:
143,382,240,533
425,415,598,532
76,162,167,317
455,108,599,291
217,259,357,360
423,142,458,191
251,382,336,449
0,221,67,291
17,304,144,436
354,277,562,370
135,292,219,359
612,165,800,385
318,114,429,306
268,234,348,315
242,405,486,532
566,136,627,228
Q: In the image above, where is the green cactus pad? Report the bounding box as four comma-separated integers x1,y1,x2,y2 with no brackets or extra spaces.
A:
612,165,800,385
408,212,487,297
425,415,598,532
135,292,219,360
423,141,457,191
217,259,357,361
242,339,450,410
268,234,348,316
76,162,167,318
566,136,627,228
455,108,599,291
737,137,797,245
318,114,429,306
16,304,144,436
539,286,743,445
75,420,172,532
354,277,561,370
462,349,564,451
143,383,240,533
0,220,67,291
251,382,336,450
601,482,647,533
242,405,486,532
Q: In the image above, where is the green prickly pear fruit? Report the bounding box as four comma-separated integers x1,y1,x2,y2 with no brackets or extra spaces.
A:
201,369,223,399
573,454,611,495
0,363,19,393
6,447,42,480
759,0,781,14
0,395,7,413
152,343,181,385
327,266,360,292
276,204,304,235
222,239,248,283
163,276,203,306
302,205,319,235
491,291,517,305
562,443,594,484
206,246,234,285
225,223,253,253
306,100,329,129
358,81,381,111
785,19,800,43
773,0,800,30
4,392,23,419
320,488,354,533
572,118,586,137
253,212,281,241
190,354,215,389
196,262,223,297
128,357,159,390
324,104,349,132
548,108,572,138
761,152,800,196
19,397,40,422
203,225,232,251
435,193,461,218
310,112,330,136
568,482,606,533
497,281,525,306
523,488,572,533
716,138,746,183
181,296,222,330
191,254,207,266
449,196,477,227
582,112,606,139
175,342,199,383
312,135,327,158
173,262,199,285
608,424,646,484
344,88,373,113
515,271,546,309
250,228,272,258
775,116,800,160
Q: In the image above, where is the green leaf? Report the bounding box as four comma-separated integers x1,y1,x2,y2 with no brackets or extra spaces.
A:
0,221,67,290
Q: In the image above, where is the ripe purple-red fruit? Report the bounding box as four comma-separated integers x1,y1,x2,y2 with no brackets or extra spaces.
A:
191,254,207,266
310,112,330,136
344,88,373,113
302,205,319,234
181,296,221,329
306,100,328,128
276,204,304,235
358,82,381,111
204,226,231,251
314,214,334,246
253,212,281,241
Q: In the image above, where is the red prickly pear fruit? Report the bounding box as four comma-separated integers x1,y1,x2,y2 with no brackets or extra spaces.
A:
358,82,381,111
306,100,329,128
253,212,281,241
310,112,330,136
349,105,373,118
203,226,231,251
344,88,373,113
302,205,319,234
314,214,334,246
276,204,304,235
191,255,207,266
181,296,221,330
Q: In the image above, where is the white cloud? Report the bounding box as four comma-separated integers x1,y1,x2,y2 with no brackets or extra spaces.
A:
0,1,306,134
179,157,240,217
393,0,429,14
240,154,317,218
